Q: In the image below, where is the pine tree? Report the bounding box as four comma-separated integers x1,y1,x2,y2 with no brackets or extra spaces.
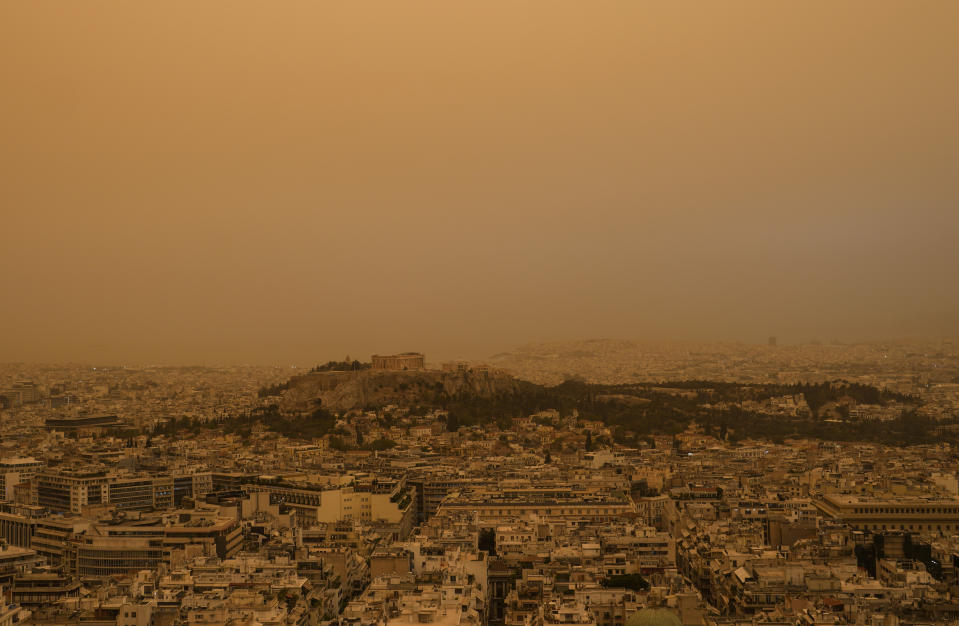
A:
446,413,459,432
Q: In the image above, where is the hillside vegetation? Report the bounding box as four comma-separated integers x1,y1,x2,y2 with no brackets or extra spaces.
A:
240,366,951,447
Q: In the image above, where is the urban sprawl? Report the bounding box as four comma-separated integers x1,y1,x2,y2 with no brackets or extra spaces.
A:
1,340,959,625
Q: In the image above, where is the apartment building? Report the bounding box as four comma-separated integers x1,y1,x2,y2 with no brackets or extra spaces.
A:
0,457,42,502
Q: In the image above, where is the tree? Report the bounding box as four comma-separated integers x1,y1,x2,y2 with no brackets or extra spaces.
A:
602,573,649,591
446,413,459,432
544,449,552,463
328,436,350,451
478,528,496,555
585,430,593,452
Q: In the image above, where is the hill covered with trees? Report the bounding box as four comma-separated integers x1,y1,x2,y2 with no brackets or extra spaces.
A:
244,368,949,447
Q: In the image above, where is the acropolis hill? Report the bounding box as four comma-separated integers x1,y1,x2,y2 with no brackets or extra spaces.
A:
277,355,522,413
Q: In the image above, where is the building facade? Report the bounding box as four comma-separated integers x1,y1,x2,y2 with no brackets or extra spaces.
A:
0,457,42,502
815,493,959,533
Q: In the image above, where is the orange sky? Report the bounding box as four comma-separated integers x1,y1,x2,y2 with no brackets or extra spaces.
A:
1,2,957,365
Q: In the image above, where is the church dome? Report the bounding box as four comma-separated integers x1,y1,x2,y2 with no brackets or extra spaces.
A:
626,608,683,626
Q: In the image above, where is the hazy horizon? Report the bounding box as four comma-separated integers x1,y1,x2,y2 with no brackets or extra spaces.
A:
2,333,959,370
3,2,958,366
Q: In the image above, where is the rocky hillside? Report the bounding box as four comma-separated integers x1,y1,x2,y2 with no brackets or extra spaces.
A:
276,367,527,413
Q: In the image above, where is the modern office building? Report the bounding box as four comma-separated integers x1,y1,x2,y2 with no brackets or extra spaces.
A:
436,484,636,523
0,381,42,407
243,477,417,538
815,493,959,533
34,468,213,514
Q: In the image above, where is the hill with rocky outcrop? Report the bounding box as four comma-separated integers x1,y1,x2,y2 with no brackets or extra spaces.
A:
246,364,934,446
276,367,528,413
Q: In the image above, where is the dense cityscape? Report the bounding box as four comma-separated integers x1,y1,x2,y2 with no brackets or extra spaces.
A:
4,2,958,625
0,340,958,625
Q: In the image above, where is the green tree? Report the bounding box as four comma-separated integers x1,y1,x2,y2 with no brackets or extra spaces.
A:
446,413,459,432
602,573,649,591
478,528,496,555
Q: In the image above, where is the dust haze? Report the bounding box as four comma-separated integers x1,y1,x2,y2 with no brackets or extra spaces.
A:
2,2,957,365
